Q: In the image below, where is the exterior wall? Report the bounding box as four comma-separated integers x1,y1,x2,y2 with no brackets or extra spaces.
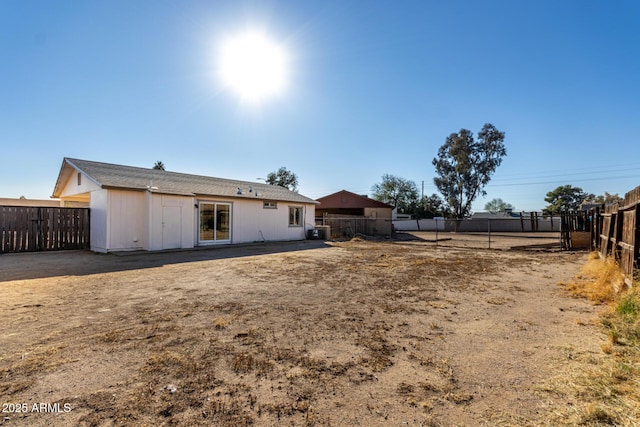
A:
363,207,392,219
90,190,196,252
363,207,393,235
89,189,109,252
107,190,147,251
93,191,314,252
58,171,100,201
74,185,316,252
197,198,315,244
148,194,195,251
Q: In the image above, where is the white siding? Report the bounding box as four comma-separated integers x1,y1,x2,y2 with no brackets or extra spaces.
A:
89,189,109,252
58,171,101,198
225,199,315,244
92,191,314,251
107,190,146,251
148,194,195,251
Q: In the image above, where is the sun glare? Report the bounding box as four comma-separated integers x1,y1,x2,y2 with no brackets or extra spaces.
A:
219,31,288,104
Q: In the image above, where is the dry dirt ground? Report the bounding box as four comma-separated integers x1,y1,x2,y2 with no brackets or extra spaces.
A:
0,236,606,426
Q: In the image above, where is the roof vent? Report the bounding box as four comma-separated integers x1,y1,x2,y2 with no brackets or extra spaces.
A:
237,187,243,195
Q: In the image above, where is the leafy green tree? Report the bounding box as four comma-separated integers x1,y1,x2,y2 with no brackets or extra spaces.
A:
152,161,165,170
584,192,623,206
371,174,419,212
266,167,299,192
408,193,449,218
432,123,506,219
484,198,515,212
543,185,592,214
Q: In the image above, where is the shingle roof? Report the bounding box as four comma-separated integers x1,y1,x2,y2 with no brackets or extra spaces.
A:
54,158,318,204
316,190,394,209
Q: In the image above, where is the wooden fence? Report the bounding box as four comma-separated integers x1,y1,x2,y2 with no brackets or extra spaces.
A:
0,206,90,253
589,185,640,286
559,210,592,250
316,214,392,239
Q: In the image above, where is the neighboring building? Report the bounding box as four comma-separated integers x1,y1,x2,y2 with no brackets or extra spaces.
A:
315,190,394,236
0,197,61,207
52,158,318,252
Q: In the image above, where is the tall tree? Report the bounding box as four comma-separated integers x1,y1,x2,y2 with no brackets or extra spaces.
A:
408,193,449,218
153,161,165,170
371,174,419,212
543,185,592,214
484,198,515,212
432,123,506,219
584,192,623,205
266,167,299,192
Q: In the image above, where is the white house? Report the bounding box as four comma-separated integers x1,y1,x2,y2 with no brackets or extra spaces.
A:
52,158,318,252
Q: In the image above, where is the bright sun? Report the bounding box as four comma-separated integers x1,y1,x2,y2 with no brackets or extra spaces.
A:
219,31,288,104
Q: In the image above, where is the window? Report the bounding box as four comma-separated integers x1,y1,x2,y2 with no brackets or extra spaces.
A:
77,172,82,186
263,201,277,209
199,202,231,242
289,206,302,227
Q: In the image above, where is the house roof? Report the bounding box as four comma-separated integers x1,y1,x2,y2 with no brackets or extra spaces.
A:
52,158,319,204
316,190,394,209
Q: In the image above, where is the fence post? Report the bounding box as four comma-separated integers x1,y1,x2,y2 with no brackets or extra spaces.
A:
559,214,563,250
488,218,491,249
435,217,439,247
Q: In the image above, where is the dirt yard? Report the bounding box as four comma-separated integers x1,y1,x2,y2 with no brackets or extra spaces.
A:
0,237,606,426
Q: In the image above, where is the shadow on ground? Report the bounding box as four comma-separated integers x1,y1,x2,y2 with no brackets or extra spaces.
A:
0,240,331,282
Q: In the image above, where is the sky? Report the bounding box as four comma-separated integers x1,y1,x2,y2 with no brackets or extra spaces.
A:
1,0,639,212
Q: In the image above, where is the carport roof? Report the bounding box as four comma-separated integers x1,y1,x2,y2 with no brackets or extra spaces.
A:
52,158,319,204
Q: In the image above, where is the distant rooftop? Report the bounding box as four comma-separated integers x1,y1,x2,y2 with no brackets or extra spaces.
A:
316,190,394,209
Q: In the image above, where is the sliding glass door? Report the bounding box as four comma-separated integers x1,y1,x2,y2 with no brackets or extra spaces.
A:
199,202,231,243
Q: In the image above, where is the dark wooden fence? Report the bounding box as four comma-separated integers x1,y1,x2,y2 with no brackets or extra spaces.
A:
559,210,592,250
0,206,90,253
587,185,640,286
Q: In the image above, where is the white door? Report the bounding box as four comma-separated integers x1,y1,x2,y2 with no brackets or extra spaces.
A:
162,206,182,249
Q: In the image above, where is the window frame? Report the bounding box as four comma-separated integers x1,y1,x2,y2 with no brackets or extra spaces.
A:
198,201,232,243
288,206,303,227
263,201,277,209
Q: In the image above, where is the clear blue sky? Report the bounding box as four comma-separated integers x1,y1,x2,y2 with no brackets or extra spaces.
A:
1,0,639,212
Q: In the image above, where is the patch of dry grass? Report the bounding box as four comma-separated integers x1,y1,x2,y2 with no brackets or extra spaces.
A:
563,252,626,303
0,344,72,395
553,252,640,426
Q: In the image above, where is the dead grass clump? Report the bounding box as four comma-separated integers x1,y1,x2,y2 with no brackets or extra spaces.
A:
359,330,396,372
564,254,625,303
396,382,415,395
580,403,619,425
230,352,272,376
213,317,228,329
144,350,199,378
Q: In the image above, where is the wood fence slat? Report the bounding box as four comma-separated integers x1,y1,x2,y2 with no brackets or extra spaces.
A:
0,207,5,253
0,206,90,253
19,207,27,251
